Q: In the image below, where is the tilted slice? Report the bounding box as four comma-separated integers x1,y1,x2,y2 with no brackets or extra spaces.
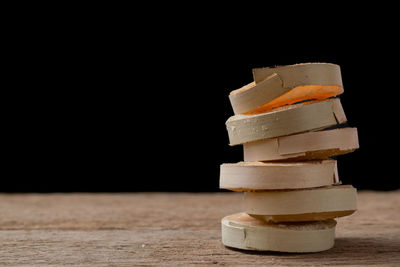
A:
244,127,359,162
229,63,343,115
244,185,357,222
226,98,346,146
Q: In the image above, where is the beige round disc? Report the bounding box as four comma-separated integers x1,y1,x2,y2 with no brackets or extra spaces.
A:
244,185,357,222
226,98,347,146
229,63,343,115
220,160,338,191
222,212,336,252
243,127,359,162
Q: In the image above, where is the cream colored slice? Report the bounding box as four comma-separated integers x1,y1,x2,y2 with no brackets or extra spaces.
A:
222,212,336,252
220,160,338,191
226,98,346,146
229,73,289,114
244,128,359,162
244,185,357,222
251,210,355,223
252,62,342,86
230,63,343,115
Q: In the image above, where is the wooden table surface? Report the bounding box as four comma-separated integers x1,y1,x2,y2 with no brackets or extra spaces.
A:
0,191,399,266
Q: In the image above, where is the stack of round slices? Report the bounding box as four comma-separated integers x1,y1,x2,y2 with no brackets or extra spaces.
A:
220,63,359,253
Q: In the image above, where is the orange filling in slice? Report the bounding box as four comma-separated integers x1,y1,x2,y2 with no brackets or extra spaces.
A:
245,84,343,115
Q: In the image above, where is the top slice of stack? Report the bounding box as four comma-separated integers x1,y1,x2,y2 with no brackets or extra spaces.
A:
229,63,343,115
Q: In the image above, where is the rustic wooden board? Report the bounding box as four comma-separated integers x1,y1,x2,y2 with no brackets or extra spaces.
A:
0,191,399,266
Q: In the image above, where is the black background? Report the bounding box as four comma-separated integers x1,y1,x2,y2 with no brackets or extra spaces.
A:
5,10,400,192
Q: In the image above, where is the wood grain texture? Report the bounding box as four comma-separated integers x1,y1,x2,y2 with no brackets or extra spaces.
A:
0,191,399,266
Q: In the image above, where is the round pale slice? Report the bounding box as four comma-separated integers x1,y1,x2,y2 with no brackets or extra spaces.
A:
220,160,338,191
229,63,343,115
252,62,342,85
222,212,336,252
226,98,347,146
244,185,357,222
244,127,359,162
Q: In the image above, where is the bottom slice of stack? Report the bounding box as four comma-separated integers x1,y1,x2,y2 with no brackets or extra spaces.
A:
219,160,357,253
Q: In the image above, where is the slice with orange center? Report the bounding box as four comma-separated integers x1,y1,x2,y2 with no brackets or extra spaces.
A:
229,63,343,115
